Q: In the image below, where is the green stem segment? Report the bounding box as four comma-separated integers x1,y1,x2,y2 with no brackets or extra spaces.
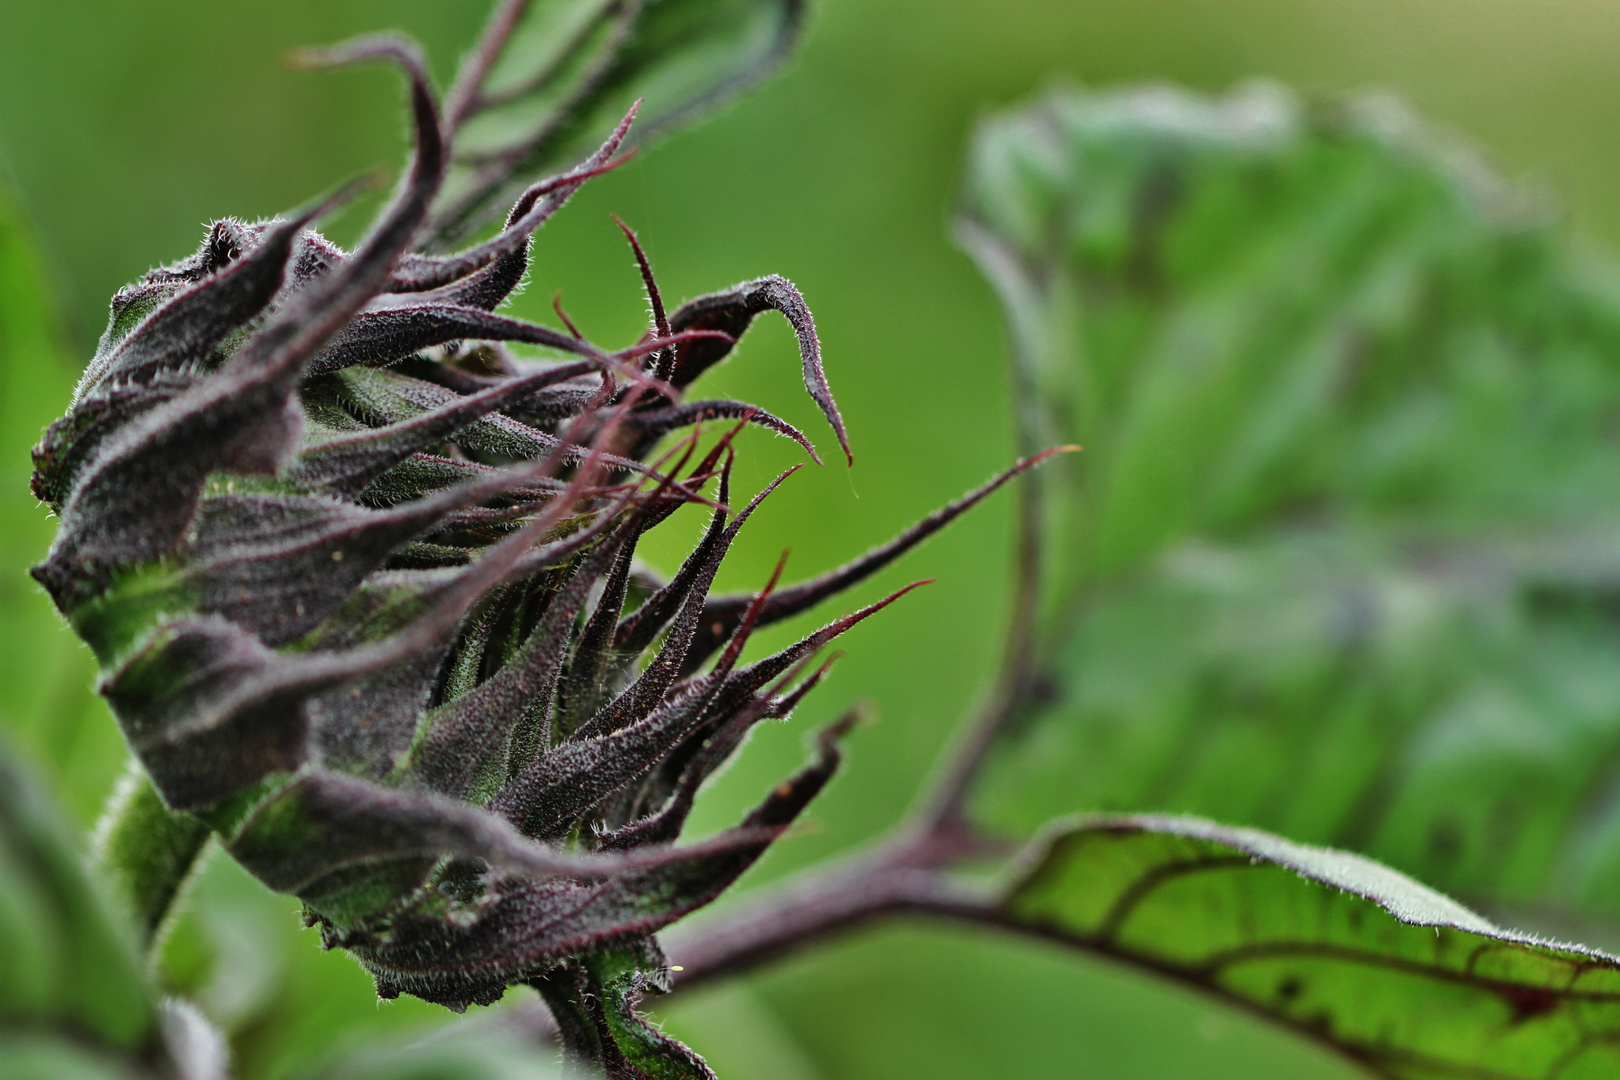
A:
94,762,212,950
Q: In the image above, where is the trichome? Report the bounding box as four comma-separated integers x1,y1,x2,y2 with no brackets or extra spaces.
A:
28,32,1045,1079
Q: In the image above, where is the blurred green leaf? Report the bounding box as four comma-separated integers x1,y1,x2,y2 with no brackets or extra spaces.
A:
0,737,550,1080
0,189,125,828
0,741,156,1059
1003,814,1620,1079
0,1035,144,1080
962,84,1620,917
291,1020,562,1080
97,767,211,951
156,845,458,1080
653,982,824,1080
159,851,295,1034
431,0,805,242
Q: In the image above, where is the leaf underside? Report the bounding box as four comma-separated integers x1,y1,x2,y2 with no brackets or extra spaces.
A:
1003,815,1620,1080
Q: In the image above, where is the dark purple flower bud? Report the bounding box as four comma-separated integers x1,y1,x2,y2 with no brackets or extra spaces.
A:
31,27,1051,1080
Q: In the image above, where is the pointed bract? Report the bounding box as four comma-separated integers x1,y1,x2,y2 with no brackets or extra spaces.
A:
28,19,1059,1078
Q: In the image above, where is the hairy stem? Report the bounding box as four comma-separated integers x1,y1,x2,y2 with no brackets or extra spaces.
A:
917,222,1052,830
661,824,998,988
667,864,967,987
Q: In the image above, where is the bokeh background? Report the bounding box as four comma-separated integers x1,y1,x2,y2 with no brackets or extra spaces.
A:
7,2,1620,1077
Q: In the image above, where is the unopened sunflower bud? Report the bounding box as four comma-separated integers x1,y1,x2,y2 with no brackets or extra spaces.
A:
30,34,1052,1080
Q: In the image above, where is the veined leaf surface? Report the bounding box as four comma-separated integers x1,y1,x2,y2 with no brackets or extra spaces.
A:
962,84,1620,917
1003,814,1620,1080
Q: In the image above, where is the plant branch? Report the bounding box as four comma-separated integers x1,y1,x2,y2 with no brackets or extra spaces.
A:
916,222,1052,831
663,828,992,989
658,847,1408,1080
492,160,1066,1044
659,225,1064,993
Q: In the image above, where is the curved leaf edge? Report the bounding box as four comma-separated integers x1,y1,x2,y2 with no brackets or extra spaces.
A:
993,813,1620,1080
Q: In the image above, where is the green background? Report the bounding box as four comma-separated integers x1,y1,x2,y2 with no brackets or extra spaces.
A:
7,1,1620,1076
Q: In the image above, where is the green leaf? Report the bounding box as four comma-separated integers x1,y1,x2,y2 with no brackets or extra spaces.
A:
0,742,156,1055
1002,814,1620,1080
0,183,235,1080
292,1022,563,1080
961,84,1620,916
0,739,558,1080
0,1035,146,1080
96,764,212,950
532,0,803,152
431,0,805,242
0,186,122,828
